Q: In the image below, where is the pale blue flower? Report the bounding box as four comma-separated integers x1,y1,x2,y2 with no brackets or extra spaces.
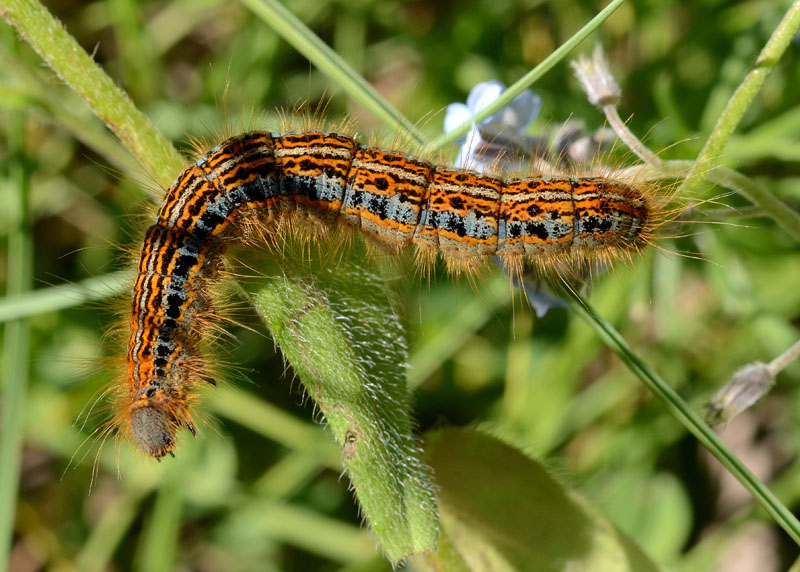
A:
444,80,541,172
521,281,568,318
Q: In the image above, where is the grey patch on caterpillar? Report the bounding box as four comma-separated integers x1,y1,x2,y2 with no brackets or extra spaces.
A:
130,407,172,457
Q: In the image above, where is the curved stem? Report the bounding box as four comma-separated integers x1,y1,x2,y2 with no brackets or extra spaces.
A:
680,1,800,196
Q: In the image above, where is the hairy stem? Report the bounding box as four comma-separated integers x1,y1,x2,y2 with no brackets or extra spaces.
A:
250,249,439,562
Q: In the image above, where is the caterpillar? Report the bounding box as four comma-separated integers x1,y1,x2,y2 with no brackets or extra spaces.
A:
126,129,657,458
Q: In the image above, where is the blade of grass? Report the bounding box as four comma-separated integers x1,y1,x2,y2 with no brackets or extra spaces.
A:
0,0,184,186
133,471,183,572
427,0,625,150
239,0,427,145
208,385,341,470
252,447,332,499
0,56,33,570
0,270,130,323
75,487,149,572
107,0,157,101
233,502,378,563
407,273,511,388
557,284,800,546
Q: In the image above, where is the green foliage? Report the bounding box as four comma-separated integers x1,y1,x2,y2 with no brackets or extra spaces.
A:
1,0,800,571
415,428,662,572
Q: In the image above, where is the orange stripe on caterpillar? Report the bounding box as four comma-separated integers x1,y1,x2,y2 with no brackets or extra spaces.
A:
127,130,653,458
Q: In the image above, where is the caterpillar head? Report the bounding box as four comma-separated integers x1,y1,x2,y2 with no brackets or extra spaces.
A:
127,384,197,459
129,406,175,459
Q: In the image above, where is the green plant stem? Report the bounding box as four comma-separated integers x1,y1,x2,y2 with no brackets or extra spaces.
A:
0,0,183,186
681,1,800,197
619,160,800,243
602,103,661,165
0,94,32,571
239,0,427,146
250,250,438,562
768,338,800,377
559,285,800,546
705,166,800,243
428,0,625,151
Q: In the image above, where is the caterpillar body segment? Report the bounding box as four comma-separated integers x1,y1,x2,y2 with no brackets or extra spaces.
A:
127,130,653,457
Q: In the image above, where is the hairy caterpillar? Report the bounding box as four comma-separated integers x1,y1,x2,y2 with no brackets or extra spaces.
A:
126,129,660,458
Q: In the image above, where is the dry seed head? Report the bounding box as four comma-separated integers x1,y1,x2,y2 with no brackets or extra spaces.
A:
571,44,621,108
706,362,775,427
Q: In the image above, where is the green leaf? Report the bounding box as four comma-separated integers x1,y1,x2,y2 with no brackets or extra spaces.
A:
414,428,663,572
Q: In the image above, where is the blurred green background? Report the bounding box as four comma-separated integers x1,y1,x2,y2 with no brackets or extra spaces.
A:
2,0,800,570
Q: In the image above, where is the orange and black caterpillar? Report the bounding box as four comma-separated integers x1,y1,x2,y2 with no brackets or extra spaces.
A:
127,130,654,458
